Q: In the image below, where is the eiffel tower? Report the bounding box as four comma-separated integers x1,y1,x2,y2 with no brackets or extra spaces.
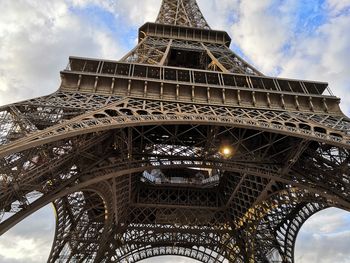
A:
1,0,349,262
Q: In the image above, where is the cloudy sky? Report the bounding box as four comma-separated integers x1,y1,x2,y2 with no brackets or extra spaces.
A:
0,0,350,262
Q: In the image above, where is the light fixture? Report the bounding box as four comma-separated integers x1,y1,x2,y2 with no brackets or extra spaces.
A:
220,145,233,158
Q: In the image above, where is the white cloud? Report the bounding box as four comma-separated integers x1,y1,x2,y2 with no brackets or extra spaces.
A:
229,0,297,73
281,8,350,114
295,209,350,263
298,208,350,234
0,205,55,263
197,0,240,30
114,0,161,26
227,0,350,114
0,0,126,105
327,0,350,14
68,0,161,26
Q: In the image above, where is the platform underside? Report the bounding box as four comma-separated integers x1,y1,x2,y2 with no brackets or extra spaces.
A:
0,90,349,262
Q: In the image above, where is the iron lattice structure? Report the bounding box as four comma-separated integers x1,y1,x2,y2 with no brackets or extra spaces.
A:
0,0,349,262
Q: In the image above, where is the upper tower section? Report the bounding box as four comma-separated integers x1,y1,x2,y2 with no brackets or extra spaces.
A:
63,0,336,106
156,0,210,29
118,0,263,75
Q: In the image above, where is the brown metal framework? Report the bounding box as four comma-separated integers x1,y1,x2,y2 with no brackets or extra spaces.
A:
0,0,349,262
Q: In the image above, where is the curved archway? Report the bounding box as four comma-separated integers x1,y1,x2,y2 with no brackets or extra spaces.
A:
3,157,347,237
0,122,349,262
48,188,111,262
0,204,55,262
139,256,200,262
1,105,348,157
295,208,350,263
112,245,230,263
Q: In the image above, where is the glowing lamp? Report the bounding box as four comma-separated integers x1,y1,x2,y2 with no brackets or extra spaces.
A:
220,146,233,158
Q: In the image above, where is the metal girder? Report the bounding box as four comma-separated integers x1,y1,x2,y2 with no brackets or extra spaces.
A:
0,92,124,146
0,118,350,262
120,36,262,75
1,127,349,228
0,98,348,158
156,0,210,29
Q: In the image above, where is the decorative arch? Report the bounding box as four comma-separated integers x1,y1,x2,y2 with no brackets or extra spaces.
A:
115,246,229,263
0,116,349,262
48,182,114,263
240,188,331,263
1,99,349,157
